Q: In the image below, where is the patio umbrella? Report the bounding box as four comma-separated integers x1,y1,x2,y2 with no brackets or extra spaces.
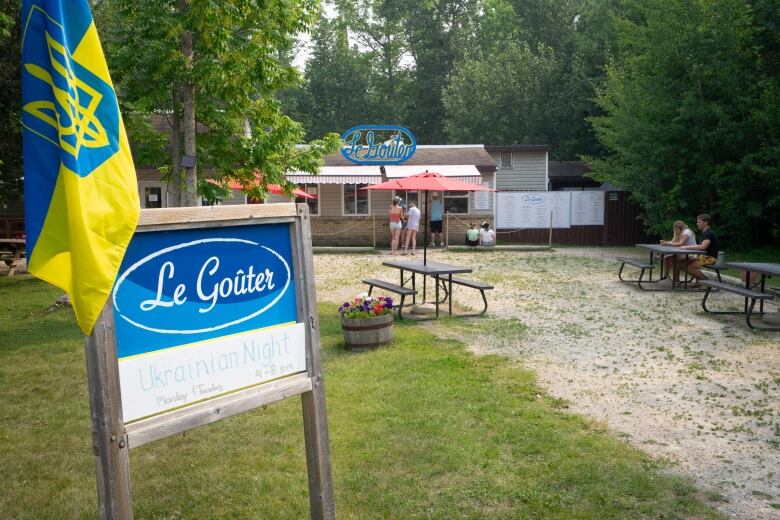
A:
363,170,496,265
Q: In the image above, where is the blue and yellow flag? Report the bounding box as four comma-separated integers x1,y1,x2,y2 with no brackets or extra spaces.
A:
21,0,140,334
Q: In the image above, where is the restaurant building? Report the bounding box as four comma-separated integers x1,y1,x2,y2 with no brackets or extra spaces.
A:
1,143,551,246
133,144,550,247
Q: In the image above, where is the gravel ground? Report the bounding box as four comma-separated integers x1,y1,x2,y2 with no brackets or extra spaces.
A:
315,247,780,519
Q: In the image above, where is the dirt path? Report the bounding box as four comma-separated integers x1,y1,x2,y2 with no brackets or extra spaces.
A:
315,248,780,519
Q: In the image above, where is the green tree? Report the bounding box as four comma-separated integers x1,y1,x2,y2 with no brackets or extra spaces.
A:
444,0,605,158
286,15,375,139
443,42,557,145
104,0,340,206
0,0,21,206
399,0,480,144
335,0,410,125
588,0,779,245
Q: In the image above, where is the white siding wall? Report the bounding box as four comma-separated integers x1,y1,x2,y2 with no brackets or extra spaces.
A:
492,152,547,191
319,184,343,217
313,179,495,217
222,189,247,206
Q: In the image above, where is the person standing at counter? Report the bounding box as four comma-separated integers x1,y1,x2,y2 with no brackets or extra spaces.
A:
389,196,405,256
403,202,421,255
429,192,444,248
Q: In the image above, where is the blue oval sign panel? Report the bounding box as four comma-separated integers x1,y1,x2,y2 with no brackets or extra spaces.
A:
114,237,291,335
340,125,416,165
112,223,305,422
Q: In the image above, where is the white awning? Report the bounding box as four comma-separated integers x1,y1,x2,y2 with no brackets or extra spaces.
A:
286,164,483,185
285,174,382,184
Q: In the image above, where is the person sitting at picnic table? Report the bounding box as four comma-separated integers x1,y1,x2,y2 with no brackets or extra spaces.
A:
465,223,479,247
479,221,495,247
679,213,720,288
660,220,697,281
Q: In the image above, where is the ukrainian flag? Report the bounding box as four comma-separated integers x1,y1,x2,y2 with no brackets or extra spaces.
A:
21,0,140,334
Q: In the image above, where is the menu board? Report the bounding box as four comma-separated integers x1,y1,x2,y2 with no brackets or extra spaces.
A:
570,191,604,226
473,181,491,211
496,192,571,229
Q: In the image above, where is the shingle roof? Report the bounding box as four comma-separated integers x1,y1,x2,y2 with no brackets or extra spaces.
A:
324,146,496,173
548,161,600,187
548,161,590,178
484,145,549,153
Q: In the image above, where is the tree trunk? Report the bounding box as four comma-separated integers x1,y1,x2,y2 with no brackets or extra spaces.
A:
179,0,199,207
384,39,396,121
168,82,183,207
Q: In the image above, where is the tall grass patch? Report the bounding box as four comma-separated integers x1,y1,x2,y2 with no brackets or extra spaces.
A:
0,277,723,518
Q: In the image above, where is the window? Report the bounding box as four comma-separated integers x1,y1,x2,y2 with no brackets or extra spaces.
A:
392,190,419,210
144,186,162,208
343,183,370,215
444,191,469,214
296,183,319,215
500,152,513,169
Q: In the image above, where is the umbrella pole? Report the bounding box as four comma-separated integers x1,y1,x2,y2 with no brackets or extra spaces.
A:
423,190,428,303
423,191,428,266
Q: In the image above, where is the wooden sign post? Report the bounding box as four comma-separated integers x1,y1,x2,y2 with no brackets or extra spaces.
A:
84,203,334,519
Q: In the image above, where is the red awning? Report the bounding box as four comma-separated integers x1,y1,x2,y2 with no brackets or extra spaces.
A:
208,177,317,199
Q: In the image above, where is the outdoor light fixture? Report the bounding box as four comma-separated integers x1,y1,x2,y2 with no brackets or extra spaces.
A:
379,165,386,176
180,154,196,169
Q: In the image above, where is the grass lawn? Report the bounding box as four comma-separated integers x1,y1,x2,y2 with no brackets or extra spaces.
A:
0,276,725,519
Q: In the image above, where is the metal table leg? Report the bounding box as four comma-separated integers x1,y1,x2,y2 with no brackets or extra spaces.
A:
649,250,654,282
448,274,453,315
434,275,440,318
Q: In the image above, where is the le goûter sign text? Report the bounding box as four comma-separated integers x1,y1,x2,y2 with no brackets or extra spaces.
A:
85,204,334,520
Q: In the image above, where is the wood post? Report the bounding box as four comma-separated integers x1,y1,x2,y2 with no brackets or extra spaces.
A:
85,303,133,520
296,205,335,519
548,211,553,246
372,213,376,250
445,212,449,248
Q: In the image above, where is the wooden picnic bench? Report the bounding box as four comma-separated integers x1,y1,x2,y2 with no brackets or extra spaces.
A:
437,277,494,315
617,257,655,289
363,278,417,320
700,280,777,331
0,239,26,277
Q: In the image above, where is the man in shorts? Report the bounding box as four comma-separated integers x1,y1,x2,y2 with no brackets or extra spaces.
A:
680,213,720,287
429,191,444,247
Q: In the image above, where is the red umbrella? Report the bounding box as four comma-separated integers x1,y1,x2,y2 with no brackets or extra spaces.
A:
266,184,317,200
364,170,496,264
209,177,317,199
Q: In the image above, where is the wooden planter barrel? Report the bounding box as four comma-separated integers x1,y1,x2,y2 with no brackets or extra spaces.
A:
341,313,394,351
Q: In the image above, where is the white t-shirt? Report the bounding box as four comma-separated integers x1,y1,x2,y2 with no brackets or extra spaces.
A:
406,207,421,230
682,228,696,246
479,228,495,245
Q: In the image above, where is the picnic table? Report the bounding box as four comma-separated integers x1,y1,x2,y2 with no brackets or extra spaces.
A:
699,262,779,331
0,238,26,276
618,244,702,290
363,260,493,319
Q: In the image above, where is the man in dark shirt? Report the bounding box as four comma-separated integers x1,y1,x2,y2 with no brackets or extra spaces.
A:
680,213,719,287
